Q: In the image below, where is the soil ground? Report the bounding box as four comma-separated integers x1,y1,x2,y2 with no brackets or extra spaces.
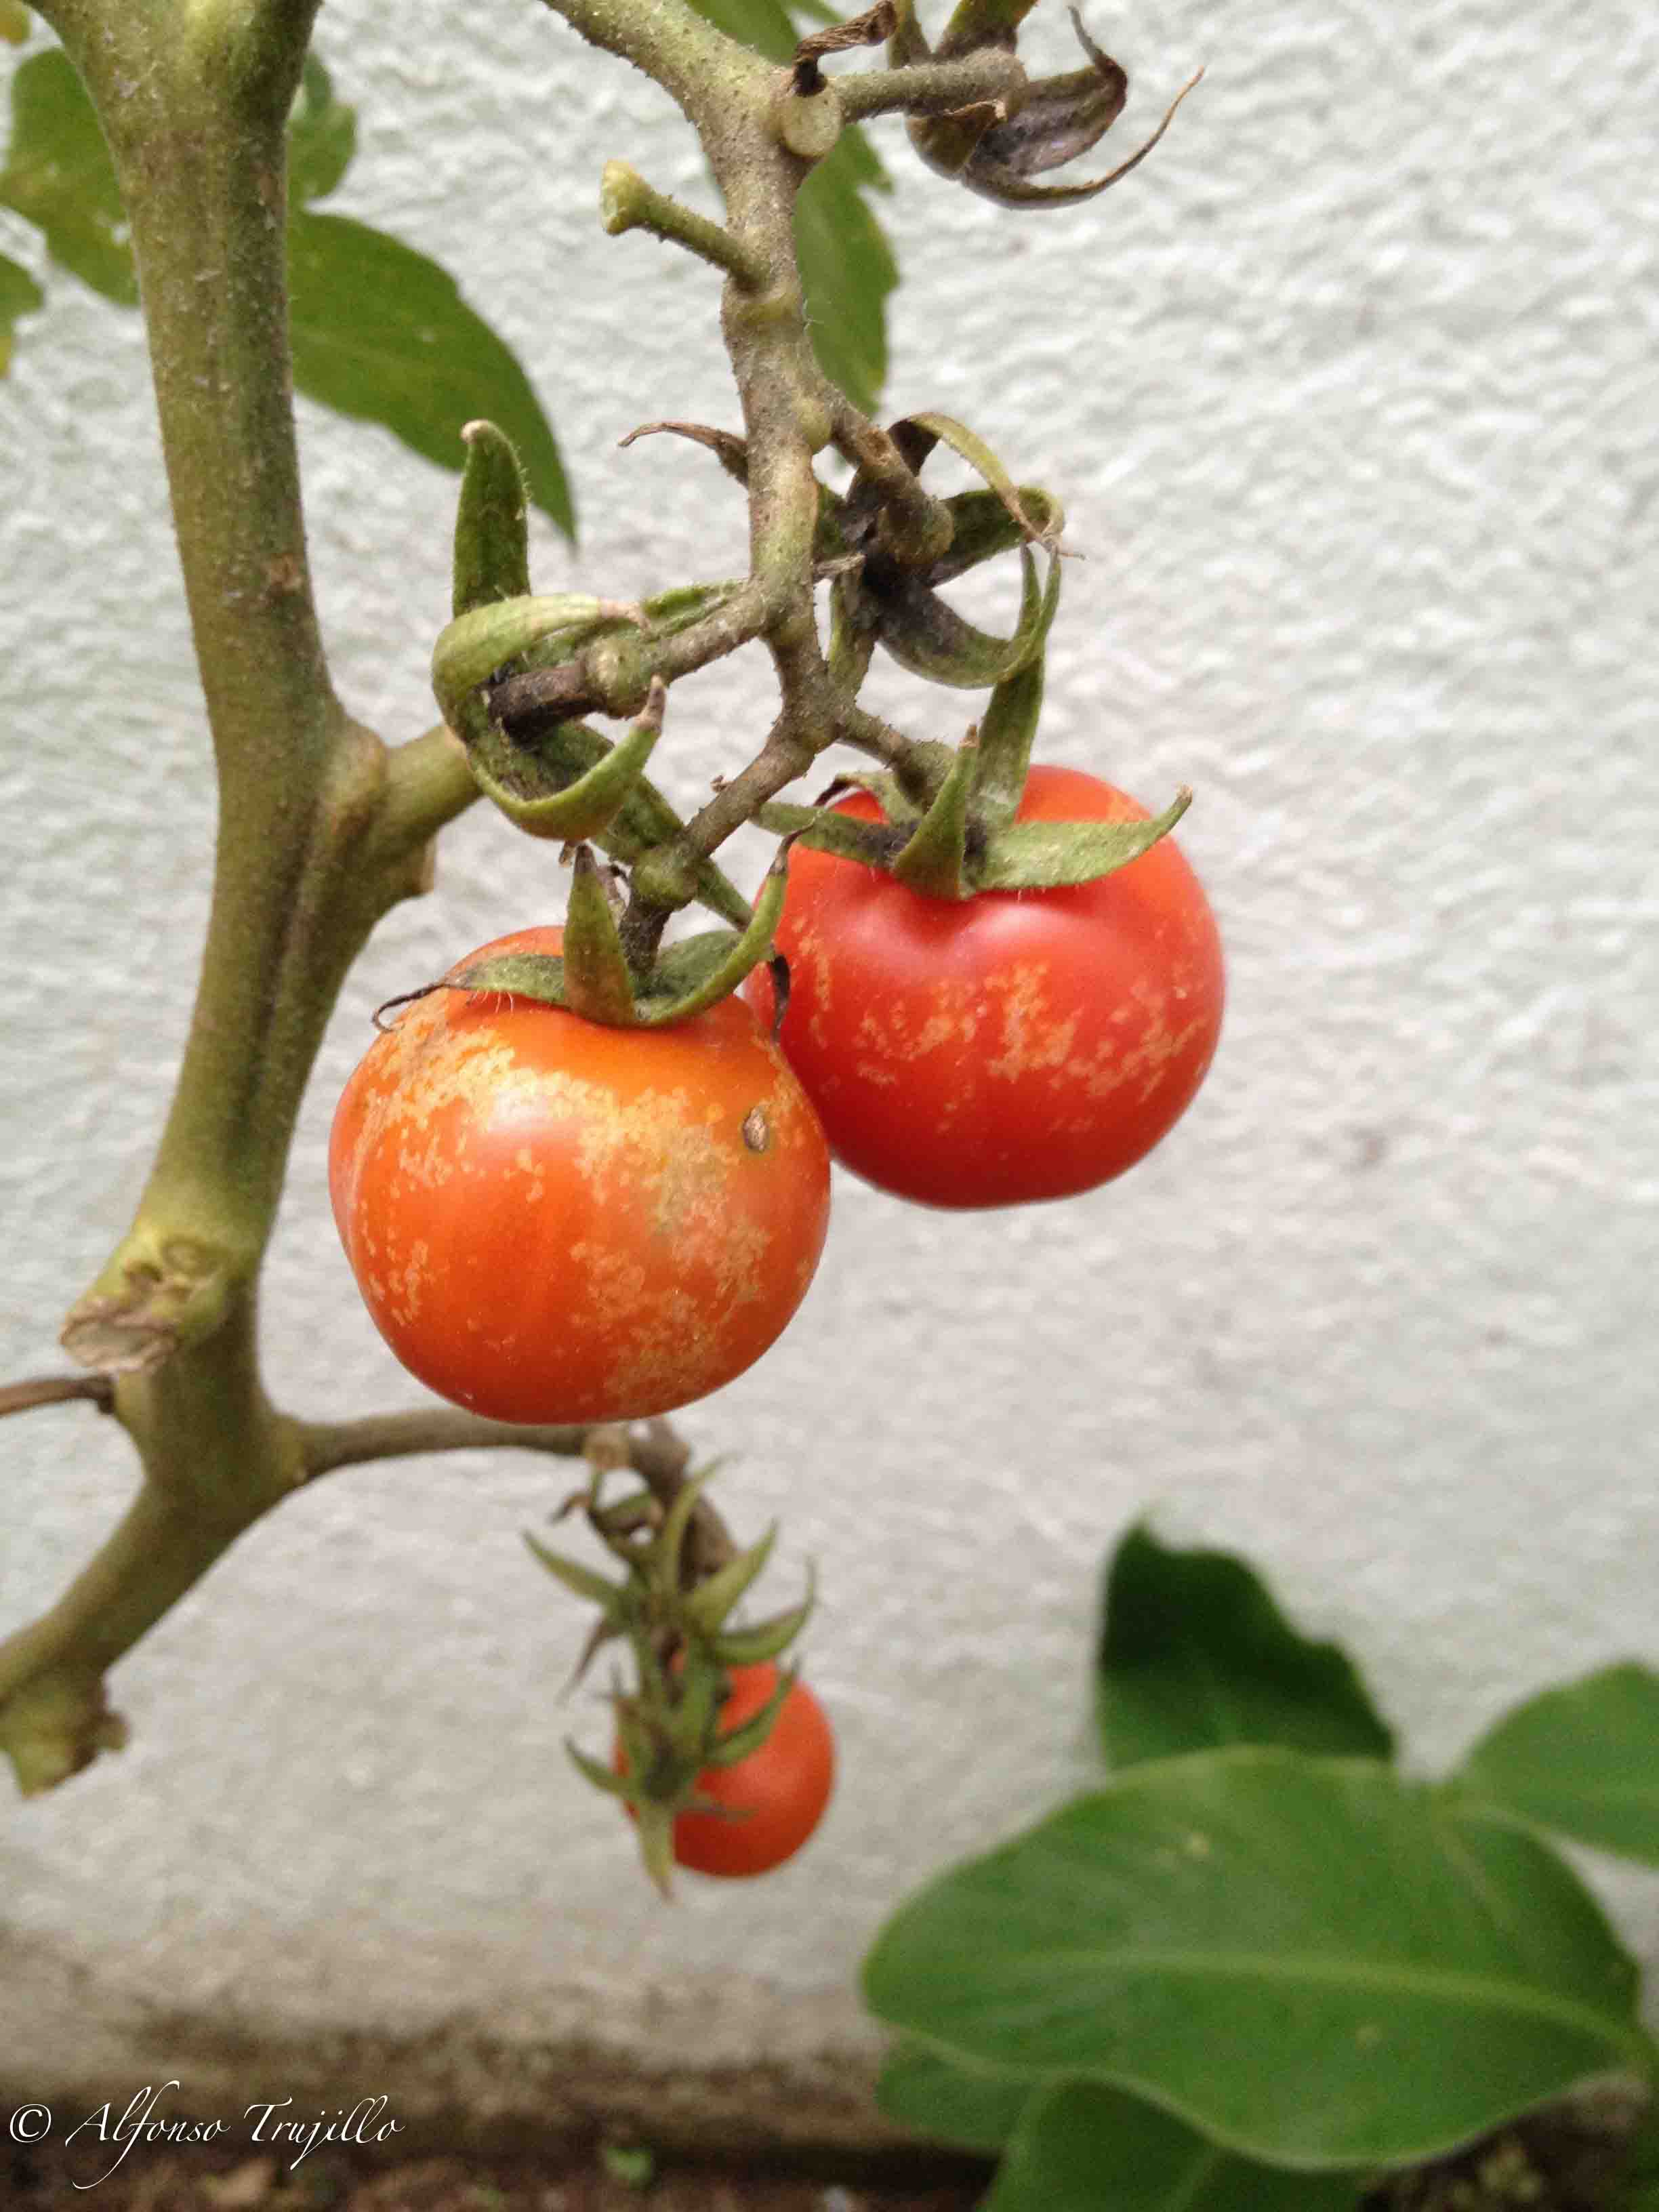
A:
3,2093,1645,2211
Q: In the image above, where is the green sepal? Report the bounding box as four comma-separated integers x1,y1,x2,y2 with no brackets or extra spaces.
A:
446,948,569,1013
654,1465,719,1598
452,419,532,617
930,485,1065,584
681,1525,779,1637
636,1802,677,1898
638,576,746,636
664,1643,726,1758
973,787,1191,891
449,845,787,1029
902,411,1062,549
431,594,615,733
886,0,932,66
565,1612,626,1689
890,739,977,899
934,0,1040,56
625,842,793,1025
826,589,877,697
468,687,663,844
566,1737,637,1801
705,1572,816,1671
523,1532,628,1618
878,540,1057,689
701,1662,799,1767
968,649,1046,832
753,798,907,867
561,846,638,1024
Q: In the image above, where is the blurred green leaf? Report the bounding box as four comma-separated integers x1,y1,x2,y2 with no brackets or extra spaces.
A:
983,2079,1362,2212
1097,1525,1395,1768
0,43,570,529
1,1,32,45
1456,1663,1659,1867
796,124,894,413
684,0,795,60
0,246,43,372
863,1746,1647,2169
876,2041,1034,2152
287,209,573,535
0,47,136,304
287,51,356,208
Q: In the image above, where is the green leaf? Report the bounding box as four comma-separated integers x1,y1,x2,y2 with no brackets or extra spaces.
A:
795,127,895,413
1456,1663,1659,1867
684,0,796,62
0,48,137,304
287,209,573,536
985,2079,1362,2212
1097,1525,1395,1768
876,2041,1035,2152
863,1747,1647,2169
0,246,43,373
287,51,357,208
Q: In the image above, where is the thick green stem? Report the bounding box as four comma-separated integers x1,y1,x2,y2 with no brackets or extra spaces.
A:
2,1,465,1793
0,1296,302,1793
46,9,441,1370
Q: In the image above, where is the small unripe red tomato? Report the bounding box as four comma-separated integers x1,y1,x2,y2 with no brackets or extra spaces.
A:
616,1662,836,1878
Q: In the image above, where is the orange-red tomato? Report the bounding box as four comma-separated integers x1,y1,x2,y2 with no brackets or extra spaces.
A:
330,928,832,1423
617,1662,836,1877
745,766,1224,1209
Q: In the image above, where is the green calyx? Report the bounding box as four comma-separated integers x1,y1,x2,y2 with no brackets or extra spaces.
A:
525,1455,815,1898
443,837,794,1029
433,419,756,947
759,631,1192,901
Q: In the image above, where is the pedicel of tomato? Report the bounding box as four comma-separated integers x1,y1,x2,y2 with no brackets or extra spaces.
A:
616,1662,836,1878
744,765,1224,1209
330,928,832,1424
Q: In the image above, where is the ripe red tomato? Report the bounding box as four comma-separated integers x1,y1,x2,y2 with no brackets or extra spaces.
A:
745,766,1223,1208
330,928,832,1422
617,1662,836,1877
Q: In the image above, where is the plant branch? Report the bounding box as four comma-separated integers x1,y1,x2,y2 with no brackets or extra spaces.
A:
833,46,1025,121
0,1374,117,1420
3,2,464,1796
302,1409,634,1479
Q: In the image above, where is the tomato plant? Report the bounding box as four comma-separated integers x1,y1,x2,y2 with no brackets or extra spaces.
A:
745,766,1225,1208
617,1662,836,1877
330,928,832,1423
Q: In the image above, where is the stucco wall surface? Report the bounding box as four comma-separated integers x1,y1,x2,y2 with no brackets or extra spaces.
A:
2,0,1656,2118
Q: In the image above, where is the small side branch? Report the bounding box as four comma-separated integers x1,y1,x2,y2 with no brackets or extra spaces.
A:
300,1408,697,1485
0,1375,117,1420
834,45,1025,122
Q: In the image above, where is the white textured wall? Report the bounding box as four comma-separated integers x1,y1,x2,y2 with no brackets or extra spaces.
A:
3,0,1656,2102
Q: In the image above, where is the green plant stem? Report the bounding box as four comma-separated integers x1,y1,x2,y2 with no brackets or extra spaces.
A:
834,47,1025,121
1,1,474,1796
